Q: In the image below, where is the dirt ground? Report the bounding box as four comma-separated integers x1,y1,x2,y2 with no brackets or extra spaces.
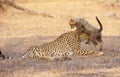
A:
0,0,120,77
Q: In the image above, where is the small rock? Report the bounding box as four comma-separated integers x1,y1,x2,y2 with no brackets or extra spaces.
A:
106,12,116,17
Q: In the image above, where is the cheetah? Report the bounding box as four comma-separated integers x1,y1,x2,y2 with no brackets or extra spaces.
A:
3,23,103,61
69,16,103,51
3,30,103,61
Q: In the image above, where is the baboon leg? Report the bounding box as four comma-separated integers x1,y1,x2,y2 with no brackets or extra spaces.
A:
94,41,103,51
89,36,99,50
98,40,103,51
99,42,103,51
90,37,98,46
97,38,103,51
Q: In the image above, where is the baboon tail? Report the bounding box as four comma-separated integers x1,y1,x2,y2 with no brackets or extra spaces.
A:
96,16,103,32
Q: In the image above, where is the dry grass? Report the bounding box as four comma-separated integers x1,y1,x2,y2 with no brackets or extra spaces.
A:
0,0,120,77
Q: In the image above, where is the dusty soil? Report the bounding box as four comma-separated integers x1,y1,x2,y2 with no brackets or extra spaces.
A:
0,0,120,77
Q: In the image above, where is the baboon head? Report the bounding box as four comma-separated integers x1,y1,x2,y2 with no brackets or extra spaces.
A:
69,17,86,32
69,17,81,28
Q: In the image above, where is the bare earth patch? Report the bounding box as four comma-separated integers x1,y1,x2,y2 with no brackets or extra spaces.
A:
0,0,120,77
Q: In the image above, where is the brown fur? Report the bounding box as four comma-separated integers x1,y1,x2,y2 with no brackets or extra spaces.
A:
69,16,103,51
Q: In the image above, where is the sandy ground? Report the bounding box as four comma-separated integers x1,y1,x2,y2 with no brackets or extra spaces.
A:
0,0,120,77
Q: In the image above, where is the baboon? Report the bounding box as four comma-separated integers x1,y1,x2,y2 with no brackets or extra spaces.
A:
69,16,103,51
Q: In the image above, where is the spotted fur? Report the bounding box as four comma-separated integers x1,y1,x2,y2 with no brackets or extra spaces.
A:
5,29,103,61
